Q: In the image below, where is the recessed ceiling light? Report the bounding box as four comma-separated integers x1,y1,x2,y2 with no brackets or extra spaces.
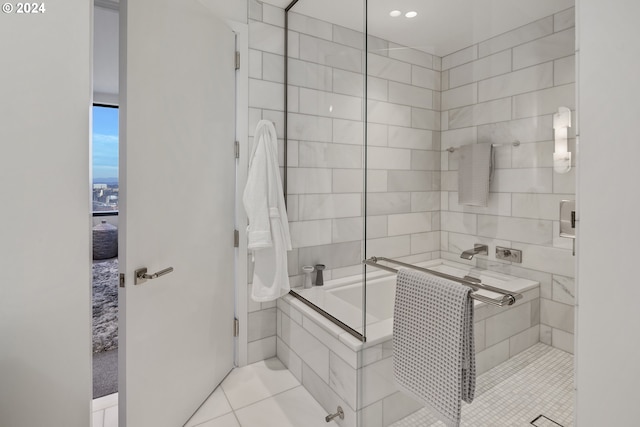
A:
405,11,418,18
389,10,401,17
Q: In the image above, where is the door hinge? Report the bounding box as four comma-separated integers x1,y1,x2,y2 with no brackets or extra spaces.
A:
119,273,125,288
235,51,240,70
234,140,239,159
233,318,239,337
234,229,239,247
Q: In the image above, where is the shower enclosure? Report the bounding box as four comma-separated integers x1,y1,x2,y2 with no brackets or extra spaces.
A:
277,0,576,425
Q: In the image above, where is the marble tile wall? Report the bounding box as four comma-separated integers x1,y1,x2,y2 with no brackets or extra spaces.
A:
246,0,287,364
284,10,442,316
440,6,576,354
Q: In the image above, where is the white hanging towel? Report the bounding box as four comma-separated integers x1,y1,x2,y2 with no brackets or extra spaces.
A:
458,143,492,207
393,269,475,427
243,120,292,302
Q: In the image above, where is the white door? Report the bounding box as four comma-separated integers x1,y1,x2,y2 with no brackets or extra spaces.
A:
119,1,236,426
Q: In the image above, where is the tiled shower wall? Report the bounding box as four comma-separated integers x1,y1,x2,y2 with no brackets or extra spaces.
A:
439,7,576,354
245,1,576,363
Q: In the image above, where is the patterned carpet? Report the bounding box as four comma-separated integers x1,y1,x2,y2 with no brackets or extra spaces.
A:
93,258,119,353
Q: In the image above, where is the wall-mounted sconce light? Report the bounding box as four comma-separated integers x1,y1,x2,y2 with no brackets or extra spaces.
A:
553,106,572,174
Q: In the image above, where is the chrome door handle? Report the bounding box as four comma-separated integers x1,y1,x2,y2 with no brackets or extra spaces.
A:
135,266,174,285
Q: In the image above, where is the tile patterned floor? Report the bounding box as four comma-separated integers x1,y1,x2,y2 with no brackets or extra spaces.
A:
91,358,335,427
92,343,573,427
390,343,574,427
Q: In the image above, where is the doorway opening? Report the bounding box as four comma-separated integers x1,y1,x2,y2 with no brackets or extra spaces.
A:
92,104,119,399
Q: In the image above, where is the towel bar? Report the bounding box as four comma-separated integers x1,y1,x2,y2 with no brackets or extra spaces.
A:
363,256,522,307
446,141,520,153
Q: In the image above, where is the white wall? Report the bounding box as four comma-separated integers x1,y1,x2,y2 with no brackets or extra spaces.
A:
0,3,93,427
576,0,640,424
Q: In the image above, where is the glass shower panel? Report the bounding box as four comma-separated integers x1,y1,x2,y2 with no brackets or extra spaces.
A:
285,0,367,339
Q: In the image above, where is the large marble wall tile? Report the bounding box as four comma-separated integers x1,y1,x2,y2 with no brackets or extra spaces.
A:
411,192,440,212
298,194,362,220
411,108,440,131
287,168,332,194
277,336,303,382
388,126,433,150
368,147,411,170
511,243,574,277
367,192,411,215
388,43,434,68
249,78,284,110
367,123,388,146
448,192,511,216
367,54,411,83
475,340,509,375
511,140,556,168
333,169,363,193
554,55,576,85
288,113,333,142
513,28,575,70
441,83,477,110
411,232,440,254
541,299,574,333
297,240,362,271
332,25,364,50
333,68,364,97
247,337,277,364
387,171,433,192
512,193,571,220
289,220,332,248
288,58,333,91
249,21,285,55
490,168,553,193
448,98,511,129
329,352,358,410
478,115,553,144
367,170,388,193
262,52,284,83
410,150,439,171
367,100,412,127
299,88,362,121
478,62,553,102
298,141,362,169
332,217,363,244
441,211,477,234
368,35,389,56
248,308,277,342
553,168,575,194
552,275,575,305
288,12,332,40
478,17,553,58
388,82,433,109
366,235,411,259
509,325,540,357
554,7,575,32
552,328,574,354
382,392,424,426
442,45,478,70
300,35,363,73
333,119,364,145
477,215,553,245
449,50,512,88
485,302,531,347
388,212,431,236
368,76,388,102
411,65,440,90
280,315,330,382
441,126,477,151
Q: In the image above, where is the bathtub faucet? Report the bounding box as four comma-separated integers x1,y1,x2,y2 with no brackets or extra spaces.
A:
460,244,488,260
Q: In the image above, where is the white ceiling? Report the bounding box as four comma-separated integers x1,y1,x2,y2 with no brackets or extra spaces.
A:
264,0,574,57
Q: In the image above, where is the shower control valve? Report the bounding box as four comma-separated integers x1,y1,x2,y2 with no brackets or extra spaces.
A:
496,246,522,263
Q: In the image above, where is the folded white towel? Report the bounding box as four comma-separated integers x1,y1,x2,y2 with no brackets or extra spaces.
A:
458,143,492,207
393,269,475,427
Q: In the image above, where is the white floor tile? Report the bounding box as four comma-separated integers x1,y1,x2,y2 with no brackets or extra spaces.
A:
185,387,233,427
234,386,335,427
221,358,299,410
104,405,118,427
197,413,241,427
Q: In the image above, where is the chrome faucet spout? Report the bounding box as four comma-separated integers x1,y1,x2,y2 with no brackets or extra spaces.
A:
460,244,488,260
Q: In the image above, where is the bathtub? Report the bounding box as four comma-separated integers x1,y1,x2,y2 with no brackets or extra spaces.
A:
277,259,540,427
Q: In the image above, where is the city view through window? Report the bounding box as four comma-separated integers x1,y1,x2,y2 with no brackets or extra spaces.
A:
92,105,119,212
